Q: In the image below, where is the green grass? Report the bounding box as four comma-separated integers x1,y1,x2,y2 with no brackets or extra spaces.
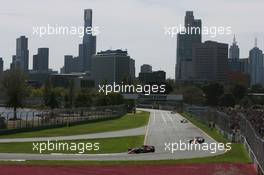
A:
0,144,251,166
180,112,251,163
0,135,144,154
0,111,252,166
0,111,149,138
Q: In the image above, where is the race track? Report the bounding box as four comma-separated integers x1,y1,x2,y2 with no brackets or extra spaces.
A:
0,109,225,161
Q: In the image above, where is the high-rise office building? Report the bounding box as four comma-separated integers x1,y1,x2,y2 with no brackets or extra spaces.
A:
140,64,152,73
63,55,81,73
79,9,96,72
192,41,228,82
61,9,97,73
0,57,3,73
14,36,29,71
249,39,264,86
91,49,135,87
176,11,202,81
228,36,242,72
229,35,239,60
139,70,166,84
130,59,136,80
239,58,250,74
33,55,38,71
33,48,49,72
10,55,16,70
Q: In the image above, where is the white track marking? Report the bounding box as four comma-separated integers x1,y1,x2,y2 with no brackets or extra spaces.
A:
166,112,174,123
144,112,151,145
153,111,156,124
160,112,167,124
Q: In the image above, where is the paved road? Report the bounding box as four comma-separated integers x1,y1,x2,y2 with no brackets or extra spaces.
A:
0,109,225,161
0,127,146,143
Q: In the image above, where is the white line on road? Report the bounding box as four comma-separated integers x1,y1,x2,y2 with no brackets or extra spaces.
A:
144,112,151,145
153,111,156,124
160,112,167,124
166,112,174,123
0,159,26,162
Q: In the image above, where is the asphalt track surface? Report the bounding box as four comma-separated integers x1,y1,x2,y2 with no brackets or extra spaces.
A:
0,109,225,161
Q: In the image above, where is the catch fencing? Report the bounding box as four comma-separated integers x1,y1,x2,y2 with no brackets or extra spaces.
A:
184,104,264,175
0,105,126,134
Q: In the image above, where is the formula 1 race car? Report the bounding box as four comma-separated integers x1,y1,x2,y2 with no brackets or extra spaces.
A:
189,137,205,144
180,119,188,123
128,145,155,154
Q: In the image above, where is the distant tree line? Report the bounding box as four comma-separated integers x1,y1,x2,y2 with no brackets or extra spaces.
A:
167,80,264,108
0,69,125,120
1,69,263,119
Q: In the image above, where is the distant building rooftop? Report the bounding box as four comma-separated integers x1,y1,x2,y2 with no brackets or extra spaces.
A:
96,49,128,56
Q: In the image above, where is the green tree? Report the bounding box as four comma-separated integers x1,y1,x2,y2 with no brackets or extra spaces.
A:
75,89,93,108
94,93,111,106
231,84,247,102
46,90,60,109
239,96,253,108
218,93,236,107
180,86,205,106
43,79,61,109
64,80,75,109
68,79,75,108
1,69,28,120
108,93,124,105
29,87,43,98
202,83,224,106
43,78,52,107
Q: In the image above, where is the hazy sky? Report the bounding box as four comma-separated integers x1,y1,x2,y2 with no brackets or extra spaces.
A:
0,0,264,78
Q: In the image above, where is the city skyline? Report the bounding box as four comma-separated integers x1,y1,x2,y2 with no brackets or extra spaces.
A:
0,0,264,78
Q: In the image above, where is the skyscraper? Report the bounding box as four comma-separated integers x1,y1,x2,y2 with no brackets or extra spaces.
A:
0,57,3,73
63,55,80,73
130,59,136,80
192,41,228,82
176,11,202,81
33,54,38,71
249,38,264,86
228,36,241,72
33,48,49,72
91,49,134,87
83,9,93,44
140,64,152,73
79,9,96,72
229,35,239,60
15,36,29,71
139,70,166,84
10,55,16,70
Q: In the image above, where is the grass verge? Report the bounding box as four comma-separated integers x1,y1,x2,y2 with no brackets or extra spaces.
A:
0,144,251,166
0,135,144,154
0,111,149,138
0,111,252,166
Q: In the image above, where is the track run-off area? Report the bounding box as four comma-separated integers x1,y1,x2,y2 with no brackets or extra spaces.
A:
0,109,224,161
0,109,257,175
